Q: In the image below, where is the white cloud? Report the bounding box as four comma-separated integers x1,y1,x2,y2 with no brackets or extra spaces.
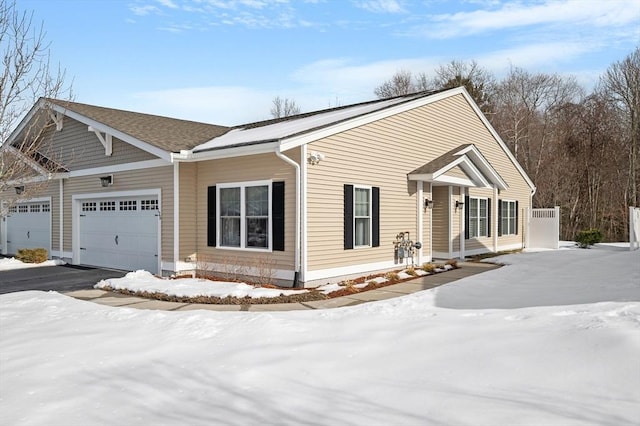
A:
129,4,161,16
475,41,594,73
156,0,179,8
416,0,640,39
355,0,405,14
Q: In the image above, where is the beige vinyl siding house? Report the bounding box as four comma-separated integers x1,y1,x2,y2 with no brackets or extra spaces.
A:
2,87,536,287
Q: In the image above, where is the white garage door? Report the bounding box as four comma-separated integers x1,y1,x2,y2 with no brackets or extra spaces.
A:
6,202,51,255
79,197,159,273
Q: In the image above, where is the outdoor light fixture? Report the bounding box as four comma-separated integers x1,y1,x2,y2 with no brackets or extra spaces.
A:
15,186,24,195
455,200,464,209
424,198,433,209
100,175,113,187
307,151,325,165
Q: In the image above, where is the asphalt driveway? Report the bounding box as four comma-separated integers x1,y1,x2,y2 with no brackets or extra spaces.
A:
0,265,127,295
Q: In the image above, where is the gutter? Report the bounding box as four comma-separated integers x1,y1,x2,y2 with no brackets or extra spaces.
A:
275,147,301,288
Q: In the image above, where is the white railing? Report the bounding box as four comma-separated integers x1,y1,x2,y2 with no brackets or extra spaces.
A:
630,207,640,251
527,207,560,249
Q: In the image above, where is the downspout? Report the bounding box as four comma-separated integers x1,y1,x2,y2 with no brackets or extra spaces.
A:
275,148,301,288
59,179,64,259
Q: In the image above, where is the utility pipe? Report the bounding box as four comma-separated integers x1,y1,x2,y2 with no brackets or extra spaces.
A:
275,148,301,288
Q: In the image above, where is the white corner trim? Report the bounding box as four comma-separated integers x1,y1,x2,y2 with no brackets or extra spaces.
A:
173,162,180,268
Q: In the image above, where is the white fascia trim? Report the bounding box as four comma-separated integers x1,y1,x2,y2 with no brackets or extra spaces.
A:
6,172,69,186
68,159,170,178
279,87,469,152
434,156,491,188
5,98,49,145
172,141,279,162
455,145,508,190
305,259,401,283
457,91,536,193
48,103,171,161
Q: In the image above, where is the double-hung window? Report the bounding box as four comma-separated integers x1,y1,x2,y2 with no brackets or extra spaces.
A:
219,183,269,249
208,181,285,251
354,187,371,247
500,200,517,235
467,197,489,238
344,184,379,249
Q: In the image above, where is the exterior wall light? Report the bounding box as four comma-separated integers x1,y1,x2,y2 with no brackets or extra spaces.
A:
455,200,464,210
424,198,433,209
15,186,24,195
100,175,113,187
308,151,325,165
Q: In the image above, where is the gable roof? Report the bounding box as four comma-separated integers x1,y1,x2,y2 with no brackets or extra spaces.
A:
192,91,439,153
408,144,508,190
45,99,230,153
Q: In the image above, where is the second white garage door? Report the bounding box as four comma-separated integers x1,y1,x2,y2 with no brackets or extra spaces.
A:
79,197,159,273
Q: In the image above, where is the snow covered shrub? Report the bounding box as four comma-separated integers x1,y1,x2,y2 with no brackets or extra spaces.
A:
575,228,603,248
446,259,458,268
16,248,48,264
405,267,417,276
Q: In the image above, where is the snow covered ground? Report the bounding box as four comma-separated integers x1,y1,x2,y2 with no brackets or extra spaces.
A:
1,245,639,426
0,257,65,271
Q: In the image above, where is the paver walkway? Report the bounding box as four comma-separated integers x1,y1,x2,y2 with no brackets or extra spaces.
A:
64,262,500,312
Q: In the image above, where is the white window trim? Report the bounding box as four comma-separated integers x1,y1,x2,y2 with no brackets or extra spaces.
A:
217,179,273,252
353,184,372,249
501,199,517,235
468,196,489,238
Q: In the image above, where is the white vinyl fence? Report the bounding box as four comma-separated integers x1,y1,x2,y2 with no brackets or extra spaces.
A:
527,207,560,250
630,207,640,251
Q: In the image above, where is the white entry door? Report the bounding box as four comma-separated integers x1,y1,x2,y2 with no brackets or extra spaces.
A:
6,201,51,255
78,197,159,273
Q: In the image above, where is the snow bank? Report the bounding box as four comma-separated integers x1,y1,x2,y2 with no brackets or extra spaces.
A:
95,270,307,298
0,257,65,271
1,247,638,426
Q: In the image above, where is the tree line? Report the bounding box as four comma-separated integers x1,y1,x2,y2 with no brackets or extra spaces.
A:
373,50,639,242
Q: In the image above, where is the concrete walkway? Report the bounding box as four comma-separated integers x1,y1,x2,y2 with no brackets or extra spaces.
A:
64,262,500,312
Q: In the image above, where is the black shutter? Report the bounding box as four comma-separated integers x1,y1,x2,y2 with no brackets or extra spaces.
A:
272,182,285,251
487,198,492,238
464,195,470,239
515,200,519,235
372,186,380,247
498,199,503,237
207,186,217,247
344,184,354,250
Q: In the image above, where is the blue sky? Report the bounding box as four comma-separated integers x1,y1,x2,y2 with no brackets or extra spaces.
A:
16,0,640,125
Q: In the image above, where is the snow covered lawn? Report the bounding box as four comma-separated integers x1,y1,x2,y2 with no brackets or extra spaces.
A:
1,245,638,426
0,257,65,271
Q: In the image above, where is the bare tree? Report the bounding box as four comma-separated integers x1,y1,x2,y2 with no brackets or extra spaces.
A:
491,66,583,183
431,60,496,114
0,0,71,210
600,46,640,207
374,69,417,99
270,96,301,118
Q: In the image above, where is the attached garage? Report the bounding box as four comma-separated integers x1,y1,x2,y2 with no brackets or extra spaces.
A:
75,194,160,273
4,200,51,256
